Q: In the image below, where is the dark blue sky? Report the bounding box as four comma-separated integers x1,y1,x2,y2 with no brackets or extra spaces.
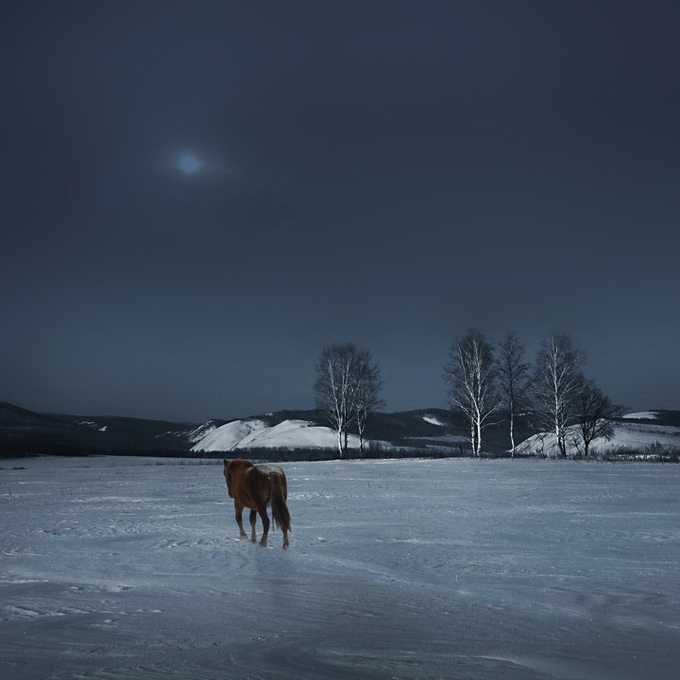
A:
2,0,679,422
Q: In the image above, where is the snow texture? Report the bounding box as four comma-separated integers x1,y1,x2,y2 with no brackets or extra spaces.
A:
1,456,679,679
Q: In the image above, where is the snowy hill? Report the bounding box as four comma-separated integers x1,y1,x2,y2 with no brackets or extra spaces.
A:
515,411,680,458
191,418,390,452
188,407,473,453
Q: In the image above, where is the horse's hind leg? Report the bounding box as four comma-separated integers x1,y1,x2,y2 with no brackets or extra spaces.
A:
257,506,270,547
249,510,258,543
234,502,248,541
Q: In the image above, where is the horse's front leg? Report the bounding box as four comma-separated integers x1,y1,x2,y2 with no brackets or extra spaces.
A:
234,502,248,540
249,509,258,543
257,506,270,547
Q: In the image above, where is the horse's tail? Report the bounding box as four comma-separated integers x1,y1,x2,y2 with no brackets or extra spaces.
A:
270,473,291,534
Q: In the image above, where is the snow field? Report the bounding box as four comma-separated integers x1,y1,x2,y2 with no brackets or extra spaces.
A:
1,456,679,679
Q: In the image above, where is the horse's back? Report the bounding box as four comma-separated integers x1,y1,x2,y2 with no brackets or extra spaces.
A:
252,464,287,502
226,459,284,480
254,463,285,478
226,459,286,508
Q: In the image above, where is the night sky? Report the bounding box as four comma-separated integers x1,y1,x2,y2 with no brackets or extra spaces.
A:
2,0,679,423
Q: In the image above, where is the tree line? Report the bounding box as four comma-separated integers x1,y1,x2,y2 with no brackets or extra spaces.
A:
315,331,624,458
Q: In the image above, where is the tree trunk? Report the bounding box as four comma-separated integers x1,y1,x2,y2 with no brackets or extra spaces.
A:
509,410,515,458
556,427,567,457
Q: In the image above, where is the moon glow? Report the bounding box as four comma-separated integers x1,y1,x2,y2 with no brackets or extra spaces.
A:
178,153,202,174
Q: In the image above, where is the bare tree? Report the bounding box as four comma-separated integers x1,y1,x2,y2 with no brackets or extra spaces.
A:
352,353,384,453
444,330,499,457
572,379,624,458
532,332,584,457
496,332,531,457
314,343,382,457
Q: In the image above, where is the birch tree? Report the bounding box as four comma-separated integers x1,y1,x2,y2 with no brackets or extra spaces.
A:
496,332,531,457
314,343,382,457
352,354,383,453
532,332,584,457
444,330,499,457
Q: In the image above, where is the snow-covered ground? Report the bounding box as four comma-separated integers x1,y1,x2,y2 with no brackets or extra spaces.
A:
1,456,679,679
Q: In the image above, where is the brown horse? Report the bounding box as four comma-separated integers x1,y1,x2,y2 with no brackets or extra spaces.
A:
223,459,291,548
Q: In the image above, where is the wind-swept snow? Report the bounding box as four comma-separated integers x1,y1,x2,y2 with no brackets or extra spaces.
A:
1,456,679,679
622,411,659,420
422,414,445,426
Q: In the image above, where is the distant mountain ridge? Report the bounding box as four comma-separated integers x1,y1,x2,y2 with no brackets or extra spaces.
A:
0,402,201,456
1,401,679,458
0,402,473,456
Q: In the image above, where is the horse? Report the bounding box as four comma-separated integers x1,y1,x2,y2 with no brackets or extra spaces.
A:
223,459,291,548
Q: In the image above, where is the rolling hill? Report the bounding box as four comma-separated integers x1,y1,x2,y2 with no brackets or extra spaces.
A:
516,410,680,458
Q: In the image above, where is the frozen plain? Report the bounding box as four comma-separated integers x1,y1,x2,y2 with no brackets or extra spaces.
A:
1,456,679,680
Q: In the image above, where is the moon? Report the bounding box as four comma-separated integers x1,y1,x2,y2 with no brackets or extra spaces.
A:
178,153,202,175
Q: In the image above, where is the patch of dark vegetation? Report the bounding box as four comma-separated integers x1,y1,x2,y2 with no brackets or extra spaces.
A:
529,441,680,463
591,442,680,463
188,445,524,463
0,442,191,460
190,446,470,463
